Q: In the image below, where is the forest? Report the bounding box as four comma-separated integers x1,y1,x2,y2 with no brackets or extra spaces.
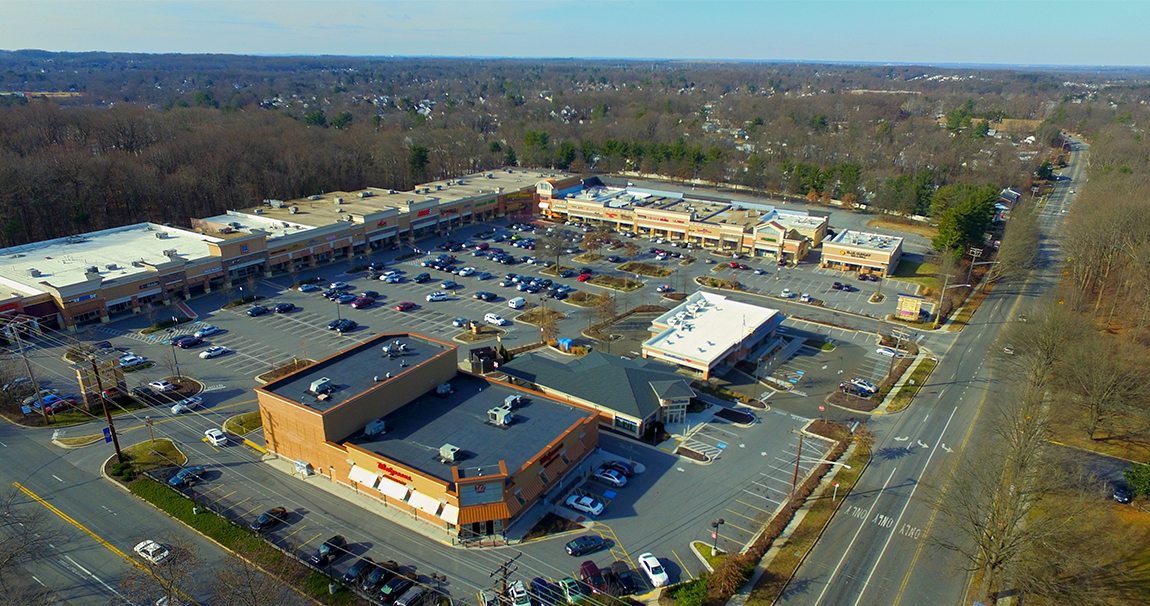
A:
0,50,1146,248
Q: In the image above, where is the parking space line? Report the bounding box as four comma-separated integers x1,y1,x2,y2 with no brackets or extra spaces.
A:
721,520,755,536
672,549,694,580
724,508,761,524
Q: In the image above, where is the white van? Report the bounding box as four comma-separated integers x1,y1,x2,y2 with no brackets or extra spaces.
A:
508,297,526,310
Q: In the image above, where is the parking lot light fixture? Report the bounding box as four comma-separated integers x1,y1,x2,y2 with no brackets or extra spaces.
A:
711,518,725,556
166,327,182,380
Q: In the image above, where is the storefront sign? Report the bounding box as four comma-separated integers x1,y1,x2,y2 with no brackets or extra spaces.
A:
67,293,97,304
139,281,159,290
377,462,413,483
417,209,432,217
539,444,563,467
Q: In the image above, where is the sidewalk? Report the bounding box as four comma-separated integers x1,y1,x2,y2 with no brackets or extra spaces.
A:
871,348,932,415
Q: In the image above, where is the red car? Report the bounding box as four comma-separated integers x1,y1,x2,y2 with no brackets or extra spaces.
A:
350,296,375,309
394,301,416,311
577,273,592,282
729,261,740,268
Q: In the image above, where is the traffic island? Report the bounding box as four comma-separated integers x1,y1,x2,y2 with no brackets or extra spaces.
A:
223,410,263,436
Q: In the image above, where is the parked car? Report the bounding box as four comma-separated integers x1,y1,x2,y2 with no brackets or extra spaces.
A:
246,305,269,317
298,283,322,293
638,553,669,587
336,293,358,304
565,534,607,557
175,336,202,349
655,284,672,293
508,580,531,606
360,559,399,592
167,465,206,488
394,301,416,311
780,288,795,299
328,281,351,290
351,296,375,309
484,313,509,326
579,561,608,595
342,557,375,585
309,534,347,566
531,577,565,606
273,302,297,313
39,394,75,414
593,467,628,488
199,345,230,359
609,561,641,595
148,380,177,393
565,495,605,516
378,576,414,604
799,293,812,303
850,378,878,394
473,291,497,302
249,506,288,532
133,540,171,565
119,354,149,368
413,272,431,283
21,389,60,407
193,324,222,338
600,460,637,477
334,319,358,333
876,347,909,358
169,334,195,347
426,291,449,302
204,428,228,447
170,395,203,414
558,578,585,604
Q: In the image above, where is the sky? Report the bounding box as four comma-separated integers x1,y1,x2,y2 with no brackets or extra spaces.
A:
2,0,1146,67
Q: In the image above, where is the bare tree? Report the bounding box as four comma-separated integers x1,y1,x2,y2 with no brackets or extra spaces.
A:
536,302,561,343
1056,339,1142,440
594,293,618,325
0,489,60,596
988,201,1040,284
210,555,304,606
113,538,200,606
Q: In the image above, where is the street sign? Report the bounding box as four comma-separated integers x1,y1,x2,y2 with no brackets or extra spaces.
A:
103,427,112,443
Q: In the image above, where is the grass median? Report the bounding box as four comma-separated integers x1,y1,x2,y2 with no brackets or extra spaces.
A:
886,358,938,413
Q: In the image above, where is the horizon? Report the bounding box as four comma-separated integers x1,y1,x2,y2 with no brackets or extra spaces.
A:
3,0,1148,69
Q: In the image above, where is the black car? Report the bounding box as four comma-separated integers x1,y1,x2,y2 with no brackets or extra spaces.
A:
609,561,641,595
360,290,380,299
565,534,607,556
335,319,358,333
414,272,431,283
246,305,269,317
378,576,414,604
600,460,637,477
1114,484,1134,504
606,255,622,263
440,280,459,289
342,556,375,585
273,302,297,313
531,577,564,606
309,535,347,566
249,506,287,531
175,335,203,349
559,269,576,278
170,334,196,346
360,559,400,592
473,291,497,302
326,319,343,330
322,289,340,299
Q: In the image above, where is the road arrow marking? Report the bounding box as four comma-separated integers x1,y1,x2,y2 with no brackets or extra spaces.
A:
893,436,910,442
941,443,953,453
916,440,929,449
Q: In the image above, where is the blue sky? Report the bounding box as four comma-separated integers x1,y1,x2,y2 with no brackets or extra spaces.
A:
2,0,1145,66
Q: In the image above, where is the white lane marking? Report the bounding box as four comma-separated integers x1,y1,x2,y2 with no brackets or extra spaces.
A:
814,467,898,605
851,405,959,606
51,475,64,483
893,436,909,442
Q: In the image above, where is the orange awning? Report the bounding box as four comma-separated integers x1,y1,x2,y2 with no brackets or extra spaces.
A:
457,502,511,525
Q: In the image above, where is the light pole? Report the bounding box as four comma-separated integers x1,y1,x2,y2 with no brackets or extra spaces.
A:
965,247,983,285
166,324,182,380
932,275,971,330
711,518,725,556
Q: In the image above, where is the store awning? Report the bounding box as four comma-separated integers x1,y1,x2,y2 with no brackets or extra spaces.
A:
439,503,459,525
377,477,410,501
348,466,380,489
408,490,442,516
457,502,511,525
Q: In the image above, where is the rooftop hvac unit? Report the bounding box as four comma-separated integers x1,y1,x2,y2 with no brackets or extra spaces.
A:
28,268,41,277
309,377,333,394
154,232,168,239
230,222,242,229
163,249,177,257
488,407,514,427
86,266,99,274
365,419,387,436
504,394,524,409
334,197,344,205
105,263,118,271
132,261,145,268
308,195,322,201
359,191,374,198
439,443,460,463
281,222,290,228
289,206,299,214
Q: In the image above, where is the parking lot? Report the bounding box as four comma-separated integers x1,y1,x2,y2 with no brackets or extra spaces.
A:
26,211,931,602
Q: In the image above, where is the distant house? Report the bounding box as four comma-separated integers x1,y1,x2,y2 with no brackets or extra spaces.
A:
498,351,695,440
998,188,1022,206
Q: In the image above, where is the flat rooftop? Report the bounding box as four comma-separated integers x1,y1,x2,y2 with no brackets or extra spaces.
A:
0,223,222,296
350,374,595,482
645,291,782,367
771,212,827,230
829,229,904,251
198,211,318,239
230,168,562,229
262,333,454,412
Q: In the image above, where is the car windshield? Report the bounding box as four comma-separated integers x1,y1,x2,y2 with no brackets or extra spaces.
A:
650,563,664,575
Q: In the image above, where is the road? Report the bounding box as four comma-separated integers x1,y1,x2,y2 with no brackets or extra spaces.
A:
777,141,1088,606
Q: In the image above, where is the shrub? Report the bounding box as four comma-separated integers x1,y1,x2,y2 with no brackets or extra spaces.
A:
671,578,709,606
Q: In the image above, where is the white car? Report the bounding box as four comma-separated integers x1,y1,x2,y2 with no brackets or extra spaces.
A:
638,552,668,587
593,467,627,488
484,313,508,326
780,289,795,299
133,540,171,564
148,380,177,393
193,324,222,338
876,347,909,359
170,396,203,414
565,494,605,517
457,266,476,277
199,346,230,359
426,291,449,302
799,293,812,303
119,354,148,368
204,428,228,447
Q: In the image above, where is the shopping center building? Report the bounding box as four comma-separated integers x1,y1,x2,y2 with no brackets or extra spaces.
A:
819,230,904,276
0,168,564,330
537,182,827,262
254,332,599,540
641,291,785,379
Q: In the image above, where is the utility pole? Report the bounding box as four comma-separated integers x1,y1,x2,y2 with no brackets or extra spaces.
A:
90,356,124,463
489,552,522,602
12,329,50,424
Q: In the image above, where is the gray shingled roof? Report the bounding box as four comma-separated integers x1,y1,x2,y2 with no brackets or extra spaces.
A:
499,351,694,420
